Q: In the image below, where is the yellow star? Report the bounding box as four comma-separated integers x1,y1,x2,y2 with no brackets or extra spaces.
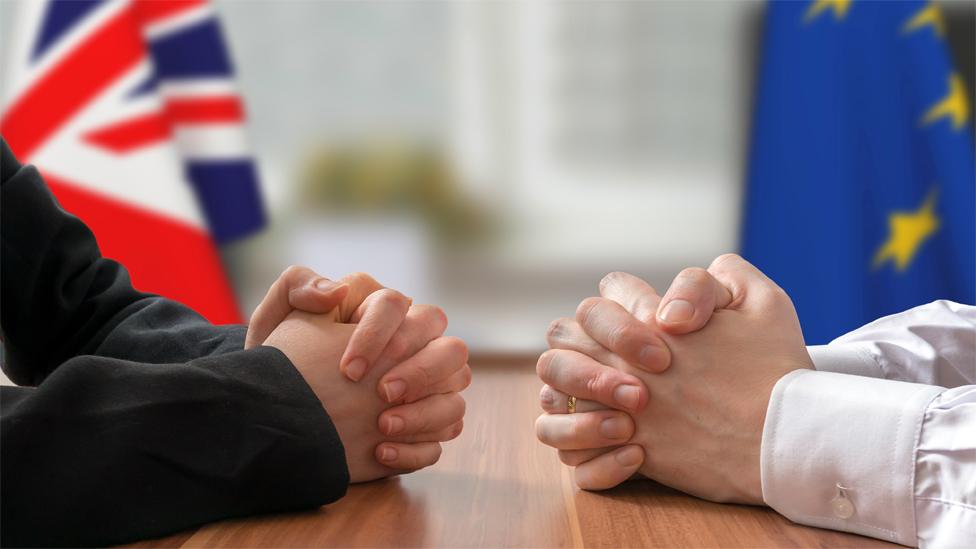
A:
922,74,970,130
903,3,946,37
873,190,940,272
805,0,852,23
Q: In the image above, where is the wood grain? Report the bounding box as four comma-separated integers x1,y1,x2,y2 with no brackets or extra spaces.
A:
125,360,894,548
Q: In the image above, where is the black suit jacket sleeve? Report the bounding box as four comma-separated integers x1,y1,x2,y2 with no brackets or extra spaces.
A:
0,139,349,547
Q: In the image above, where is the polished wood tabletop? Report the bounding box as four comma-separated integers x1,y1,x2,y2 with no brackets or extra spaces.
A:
132,358,894,548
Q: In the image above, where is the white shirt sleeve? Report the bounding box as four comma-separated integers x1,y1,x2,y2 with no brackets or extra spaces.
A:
761,301,976,548
806,300,975,387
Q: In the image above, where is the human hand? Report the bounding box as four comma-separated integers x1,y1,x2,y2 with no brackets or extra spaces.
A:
538,255,813,502
264,310,469,483
246,267,454,392
535,267,739,488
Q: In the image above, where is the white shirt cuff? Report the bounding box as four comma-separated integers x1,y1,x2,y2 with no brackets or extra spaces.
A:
807,343,884,378
761,369,942,545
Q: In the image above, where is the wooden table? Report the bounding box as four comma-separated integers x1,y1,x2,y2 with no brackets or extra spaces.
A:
132,359,894,548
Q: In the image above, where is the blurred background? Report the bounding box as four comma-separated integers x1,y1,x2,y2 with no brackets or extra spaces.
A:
2,0,973,355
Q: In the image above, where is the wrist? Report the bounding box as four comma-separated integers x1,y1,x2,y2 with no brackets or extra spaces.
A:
741,364,807,505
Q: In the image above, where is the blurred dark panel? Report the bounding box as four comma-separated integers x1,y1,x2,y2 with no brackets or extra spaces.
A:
944,1,975,139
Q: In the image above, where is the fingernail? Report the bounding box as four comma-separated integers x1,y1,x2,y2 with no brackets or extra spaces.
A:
346,358,367,381
615,446,643,467
613,385,641,410
383,379,407,402
600,417,629,440
639,345,665,371
315,278,338,291
659,299,694,324
384,415,405,435
380,446,398,462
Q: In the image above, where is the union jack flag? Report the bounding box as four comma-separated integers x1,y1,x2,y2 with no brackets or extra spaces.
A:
1,0,265,324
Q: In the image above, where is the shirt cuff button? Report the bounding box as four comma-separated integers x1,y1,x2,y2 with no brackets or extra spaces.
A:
830,494,855,519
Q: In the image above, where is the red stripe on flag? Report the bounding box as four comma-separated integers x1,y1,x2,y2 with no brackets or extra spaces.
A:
44,172,243,324
165,96,244,123
1,6,144,160
134,0,206,26
84,112,171,153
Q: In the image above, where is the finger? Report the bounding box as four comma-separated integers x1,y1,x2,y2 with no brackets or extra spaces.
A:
374,305,448,366
576,297,671,373
375,441,442,471
535,411,634,450
245,266,348,349
707,253,784,313
539,384,607,414
558,447,618,467
536,349,647,412
546,318,627,369
378,337,469,404
379,393,466,436
335,272,387,321
340,288,412,381
394,420,464,444
423,364,473,395
573,444,645,491
598,272,661,324
655,267,734,335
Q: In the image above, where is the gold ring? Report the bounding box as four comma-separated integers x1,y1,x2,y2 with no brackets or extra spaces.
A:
567,395,577,414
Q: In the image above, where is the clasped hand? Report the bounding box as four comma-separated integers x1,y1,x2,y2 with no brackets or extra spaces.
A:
535,254,813,503
246,267,471,483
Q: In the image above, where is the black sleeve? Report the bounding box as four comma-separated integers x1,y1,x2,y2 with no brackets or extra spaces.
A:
0,137,242,385
0,139,349,547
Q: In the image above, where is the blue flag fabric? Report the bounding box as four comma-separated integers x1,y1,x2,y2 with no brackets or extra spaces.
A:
743,0,975,344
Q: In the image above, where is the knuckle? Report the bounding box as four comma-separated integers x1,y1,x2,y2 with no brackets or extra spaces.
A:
763,283,794,310
457,365,473,391
769,283,790,301
539,384,556,409
558,450,581,466
408,450,426,470
444,420,464,441
374,288,409,309
546,318,566,341
534,415,550,441
450,393,467,420
413,399,433,432
606,322,637,351
546,317,573,344
586,370,614,401
710,253,743,272
412,364,435,396
281,264,311,282
394,367,426,402
678,267,710,286
536,349,560,380
429,444,444,466
599,271,625,293
420,305,448,329
438,336,469,363
574,467,600,491
347,271,379,286
576,297,603,325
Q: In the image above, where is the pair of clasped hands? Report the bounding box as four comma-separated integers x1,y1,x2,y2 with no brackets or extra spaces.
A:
245,254,814,504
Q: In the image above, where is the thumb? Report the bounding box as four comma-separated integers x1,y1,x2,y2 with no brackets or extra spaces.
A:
573,444,644,491
655,266,733,335
244,266,348,349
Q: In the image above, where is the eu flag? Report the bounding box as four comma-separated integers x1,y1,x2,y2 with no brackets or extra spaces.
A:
743,0,975,344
